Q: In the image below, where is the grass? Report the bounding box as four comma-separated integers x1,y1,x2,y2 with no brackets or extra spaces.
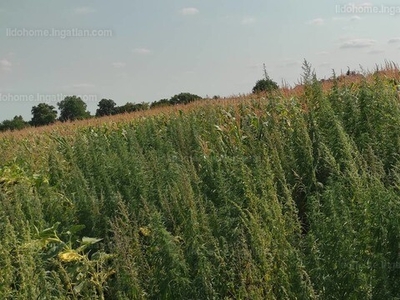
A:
1,64,400,299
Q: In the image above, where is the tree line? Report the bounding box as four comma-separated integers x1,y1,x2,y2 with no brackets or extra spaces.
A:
0,73,279,132
0,92,204,132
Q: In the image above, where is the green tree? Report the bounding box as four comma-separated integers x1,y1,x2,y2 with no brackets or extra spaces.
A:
252,64,279,93
58,96,90,122
96,99,116,117
114,102,149,114
150,98,171,109
30,103,58,126
0,115,29,131
169,93,201,105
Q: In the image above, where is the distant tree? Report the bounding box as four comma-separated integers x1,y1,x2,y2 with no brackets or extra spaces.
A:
114,102,149,114
0,115,29,132
169,93,202,105
58,96,90,121
252,79,279,93
136,102,150,111
96,99,116,117
31,103,57,126
127,102,149,112
150,98,170,109
252,64,279,94
116,102,137,114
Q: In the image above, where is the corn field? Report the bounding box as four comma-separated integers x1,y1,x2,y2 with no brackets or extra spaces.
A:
1,68,400,299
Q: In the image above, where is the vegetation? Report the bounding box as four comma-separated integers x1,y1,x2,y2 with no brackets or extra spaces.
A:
58,96,91,122
1,63,400,298
96,100,149,117
96,99,117,117
151,93,202,108
0,64,298,133
31,103,58,126
252,64,279,94
150,98,171,108
0,92,202,132
114,102,149,114
0,115,30,131
169,92,202,105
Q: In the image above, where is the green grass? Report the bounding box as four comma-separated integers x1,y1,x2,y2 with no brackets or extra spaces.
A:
1,69,400,299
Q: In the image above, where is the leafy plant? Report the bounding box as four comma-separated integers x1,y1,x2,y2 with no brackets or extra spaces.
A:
252,63,279,93
58,96,91,121
30,223,114,299
31,103,58,126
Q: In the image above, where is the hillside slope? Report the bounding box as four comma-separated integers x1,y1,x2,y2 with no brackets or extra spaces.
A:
1,71,400,299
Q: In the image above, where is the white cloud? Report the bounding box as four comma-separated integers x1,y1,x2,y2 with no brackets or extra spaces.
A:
112,62,126,68
179,8,199,16
133,48,151,55
316,51,329,55
74,7,96,15
333,15,361,22
241,17,256,25
350,15,362,21
307,18,324,25
368,49,385,54
340,38,376,48
388,38,400,44
0,59,12,71
337,35,353,42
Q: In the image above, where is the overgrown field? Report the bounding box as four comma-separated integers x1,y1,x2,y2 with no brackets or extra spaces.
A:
2,70,400,299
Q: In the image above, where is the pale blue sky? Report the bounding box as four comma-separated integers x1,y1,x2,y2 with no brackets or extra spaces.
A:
0,0,399,122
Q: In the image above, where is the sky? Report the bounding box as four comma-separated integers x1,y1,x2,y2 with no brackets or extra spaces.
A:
0,0,400,122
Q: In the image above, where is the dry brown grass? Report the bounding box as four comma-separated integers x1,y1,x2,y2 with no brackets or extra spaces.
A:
0,94,257,141
1,65,399,142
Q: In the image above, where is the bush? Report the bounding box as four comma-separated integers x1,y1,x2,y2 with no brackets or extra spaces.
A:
169,92,202,105
252,64,279,93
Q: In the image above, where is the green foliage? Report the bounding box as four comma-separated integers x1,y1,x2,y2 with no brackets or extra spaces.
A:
252,78,279,94
0,115,29,132
30,223,114,299
96,100,149,117
115,102,149,114
150,98,170,108
252,64,279,94
3,65,400,298
31,103,58,126
169,92,202,105
96,99,117,117
58,96,91,122
150,93,202,108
